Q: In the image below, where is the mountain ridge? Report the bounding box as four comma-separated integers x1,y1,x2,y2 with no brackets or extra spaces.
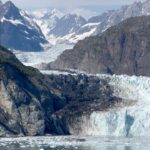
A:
1,0,150,51
46,15,150,76
32,0,150,45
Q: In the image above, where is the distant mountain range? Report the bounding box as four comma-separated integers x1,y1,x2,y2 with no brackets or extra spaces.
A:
45,15,150,76
1,0,150,51
32,0,150,45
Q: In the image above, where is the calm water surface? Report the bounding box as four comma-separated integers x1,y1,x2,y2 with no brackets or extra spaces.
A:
0,136,150,150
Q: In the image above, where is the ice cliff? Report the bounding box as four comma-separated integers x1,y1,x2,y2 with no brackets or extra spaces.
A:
68,74,150,137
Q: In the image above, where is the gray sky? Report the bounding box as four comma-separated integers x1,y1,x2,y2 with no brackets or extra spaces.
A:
1,0,145,12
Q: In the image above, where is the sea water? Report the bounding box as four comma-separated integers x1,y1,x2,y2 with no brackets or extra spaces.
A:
0,136,150,150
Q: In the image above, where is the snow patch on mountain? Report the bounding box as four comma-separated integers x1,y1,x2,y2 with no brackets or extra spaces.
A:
63,27,97,44
1,17,24,25
82,22,100,28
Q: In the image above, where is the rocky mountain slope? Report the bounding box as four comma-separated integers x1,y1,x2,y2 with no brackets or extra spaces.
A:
47,15,150,76
0,45,118,137
0,1,47,51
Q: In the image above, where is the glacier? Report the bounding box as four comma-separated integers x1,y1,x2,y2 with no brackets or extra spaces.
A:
40,70,150,137
13,44,73,66
68,74,150,137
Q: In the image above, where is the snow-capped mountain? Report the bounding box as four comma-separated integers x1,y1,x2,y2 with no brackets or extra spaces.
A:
68,0,150,44
49,14,86,37
31,0,150,46
1,0,150,63
33,11,87,45
31,8,64,44
32,8,64,19
91,1,144,35
0,1,47,51
71,8,98,20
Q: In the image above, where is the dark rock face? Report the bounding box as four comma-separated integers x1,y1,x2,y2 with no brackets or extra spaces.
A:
46,74,121,135
0,46,46,136
45,74,120,135
0,1,47,51
0,46,120,137
0,65,44,136
48,16,150,76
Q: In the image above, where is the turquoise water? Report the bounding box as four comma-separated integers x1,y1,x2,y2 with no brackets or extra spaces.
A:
0,136,150,150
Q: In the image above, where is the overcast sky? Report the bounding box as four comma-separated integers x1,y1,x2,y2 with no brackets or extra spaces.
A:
1,0,145,12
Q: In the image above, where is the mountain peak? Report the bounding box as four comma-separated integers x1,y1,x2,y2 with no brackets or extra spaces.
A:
0,1,47,51
2,0,20,18
51,8,60,15
4,0,16,8
46,8,63,18
51,9,58,15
